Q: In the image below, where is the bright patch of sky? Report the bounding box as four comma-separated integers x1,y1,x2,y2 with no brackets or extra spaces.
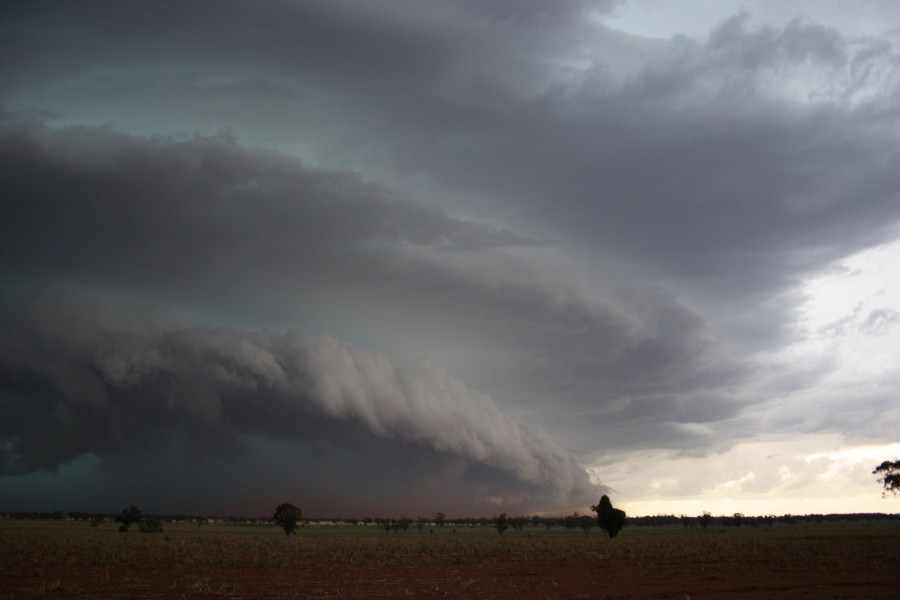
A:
596,239,900,516
594,434,900,517
605,0,900,41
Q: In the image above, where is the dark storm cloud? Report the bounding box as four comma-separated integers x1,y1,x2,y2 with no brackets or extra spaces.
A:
0,118,539,305
0,0,616,95
0,291,601,511
0,116,720,510
0,118,722,404
2,0,899,513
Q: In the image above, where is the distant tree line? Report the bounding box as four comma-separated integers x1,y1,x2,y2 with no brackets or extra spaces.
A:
5,509,900,529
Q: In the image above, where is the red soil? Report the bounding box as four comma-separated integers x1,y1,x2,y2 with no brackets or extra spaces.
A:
2,553,894,599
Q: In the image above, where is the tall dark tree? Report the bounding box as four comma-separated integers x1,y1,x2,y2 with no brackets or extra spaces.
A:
590,495,626,538
273,503,302,536
434,512,446,528
493,512,509,536
873,460,900,497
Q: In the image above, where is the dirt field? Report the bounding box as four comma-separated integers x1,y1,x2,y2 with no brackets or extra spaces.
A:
2,521,897,599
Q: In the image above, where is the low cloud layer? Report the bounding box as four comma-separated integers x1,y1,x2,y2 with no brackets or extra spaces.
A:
0,292,600,512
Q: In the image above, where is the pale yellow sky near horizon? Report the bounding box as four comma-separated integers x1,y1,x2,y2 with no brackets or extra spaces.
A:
593,240,900,517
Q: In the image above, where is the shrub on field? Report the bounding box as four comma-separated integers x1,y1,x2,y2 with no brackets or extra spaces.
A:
138,517,164,533
578,514,594,534
273,503,303,536
564,513,577,530
116,506,142,533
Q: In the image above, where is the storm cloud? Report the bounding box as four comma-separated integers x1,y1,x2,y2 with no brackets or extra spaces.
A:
2,0,900,516
0,291,600,511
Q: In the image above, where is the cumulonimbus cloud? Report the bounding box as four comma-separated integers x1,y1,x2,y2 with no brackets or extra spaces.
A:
0,291,602,509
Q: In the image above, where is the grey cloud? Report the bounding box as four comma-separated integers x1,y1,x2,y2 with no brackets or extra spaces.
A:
0,120,539,294
0,115,774,481
707,13,846,68
0,291,601,511
0,1,614,97
3,0,899,509
857,307,900,334
821,304,900,337
0,118,729,409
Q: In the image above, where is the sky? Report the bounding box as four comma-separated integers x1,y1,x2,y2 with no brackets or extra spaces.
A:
1,0,899,519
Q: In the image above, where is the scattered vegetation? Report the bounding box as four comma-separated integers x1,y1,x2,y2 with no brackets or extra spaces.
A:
114,506,164,534
5,508,899,531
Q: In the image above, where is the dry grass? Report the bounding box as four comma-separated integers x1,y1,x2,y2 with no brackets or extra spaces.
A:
2,520,898,598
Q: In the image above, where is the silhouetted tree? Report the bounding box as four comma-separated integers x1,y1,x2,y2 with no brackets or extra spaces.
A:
434,512,446,528
493,512,509,535
273,503,302,536
116,506,142,533
873,460,900,497
591,495,626,538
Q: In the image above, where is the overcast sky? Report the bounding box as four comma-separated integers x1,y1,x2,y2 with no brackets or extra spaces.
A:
2,0,899,519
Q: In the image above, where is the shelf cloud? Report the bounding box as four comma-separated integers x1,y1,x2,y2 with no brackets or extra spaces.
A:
2,0,899,517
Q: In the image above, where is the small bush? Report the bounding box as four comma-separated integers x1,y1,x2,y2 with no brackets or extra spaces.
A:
138,518,164,533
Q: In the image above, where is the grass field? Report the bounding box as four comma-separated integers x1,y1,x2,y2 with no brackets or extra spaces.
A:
2,519,898,598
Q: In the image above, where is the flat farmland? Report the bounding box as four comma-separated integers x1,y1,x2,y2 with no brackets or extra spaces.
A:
1,520,897,599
